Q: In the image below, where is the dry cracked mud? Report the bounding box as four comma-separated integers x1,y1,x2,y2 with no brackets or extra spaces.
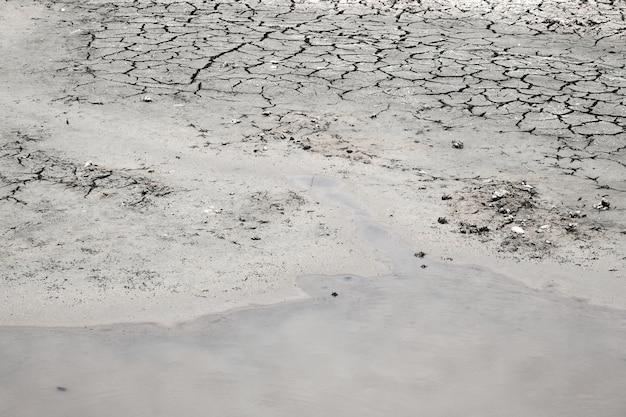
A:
1,0,625,326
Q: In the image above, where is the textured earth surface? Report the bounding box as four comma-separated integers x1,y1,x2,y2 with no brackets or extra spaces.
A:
1,0,625,326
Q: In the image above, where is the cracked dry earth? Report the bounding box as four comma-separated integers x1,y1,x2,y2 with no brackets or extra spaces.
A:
1,0,625,326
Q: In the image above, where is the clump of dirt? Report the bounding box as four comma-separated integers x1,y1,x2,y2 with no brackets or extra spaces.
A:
206,189,308,243
247,189,306,218
242,111,376,162
295,133,375,162
445,179,606,259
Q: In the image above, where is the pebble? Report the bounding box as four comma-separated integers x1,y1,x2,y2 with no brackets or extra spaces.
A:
491,189,509,201
520,181,534,191
537,224,550,233
594,198,610,210
511,226,525,234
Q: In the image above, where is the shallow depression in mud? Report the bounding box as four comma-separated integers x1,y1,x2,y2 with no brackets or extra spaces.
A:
2,263,626,417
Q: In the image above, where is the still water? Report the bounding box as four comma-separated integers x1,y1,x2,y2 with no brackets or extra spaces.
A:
1,177,625,416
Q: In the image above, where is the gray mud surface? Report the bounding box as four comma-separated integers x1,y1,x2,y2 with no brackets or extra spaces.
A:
1,0,626,413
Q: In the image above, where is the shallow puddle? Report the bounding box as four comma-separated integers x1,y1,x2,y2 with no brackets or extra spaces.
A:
2,269,626,416
2,177,626,416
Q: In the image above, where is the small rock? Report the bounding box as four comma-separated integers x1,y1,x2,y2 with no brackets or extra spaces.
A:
141,96,152,102
536,224,550,233
459,222,489,234
331,292,338,297
503,215,514,223
414,251,426,258
204,206,222,215
511,226,525,234
437,217,448,224
594,198,610,210
420,264,428,269
491,189,509,201
568,210,584,218
441,194,452,201
451,140,464,149
520,181,533,191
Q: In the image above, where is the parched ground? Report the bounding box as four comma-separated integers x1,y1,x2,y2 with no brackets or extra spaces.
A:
1,0,625,326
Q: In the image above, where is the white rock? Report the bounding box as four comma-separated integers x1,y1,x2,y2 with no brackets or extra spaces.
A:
491,189,509,201
520,182,534,190
511,226,525,234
